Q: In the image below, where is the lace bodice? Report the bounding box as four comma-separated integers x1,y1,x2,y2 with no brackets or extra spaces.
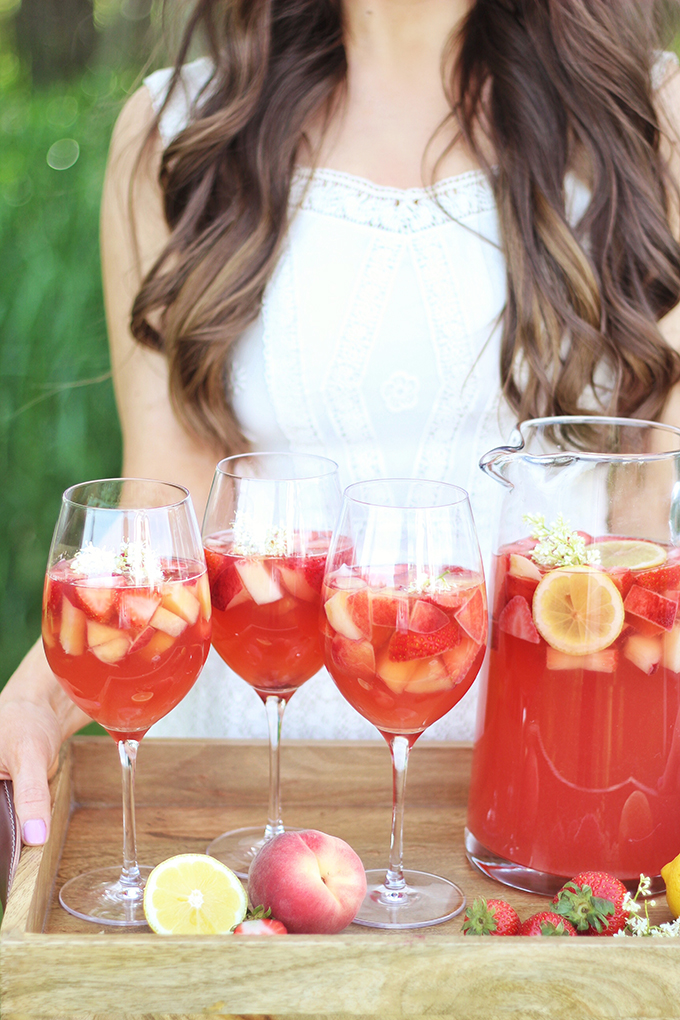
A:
140,56,657,742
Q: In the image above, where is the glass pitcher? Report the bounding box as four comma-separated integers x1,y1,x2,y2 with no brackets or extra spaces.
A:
466,415,680,894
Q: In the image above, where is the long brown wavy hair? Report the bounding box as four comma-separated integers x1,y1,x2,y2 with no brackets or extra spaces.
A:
131,0,680,453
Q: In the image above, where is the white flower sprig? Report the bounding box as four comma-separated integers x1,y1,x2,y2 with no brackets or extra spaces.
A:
230,510,293,557
613,874,680,937
406,572,453,596
524,512,601,569
69,540,163,585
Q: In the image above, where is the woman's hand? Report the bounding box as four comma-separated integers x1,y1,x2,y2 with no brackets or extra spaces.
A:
0,641,90,845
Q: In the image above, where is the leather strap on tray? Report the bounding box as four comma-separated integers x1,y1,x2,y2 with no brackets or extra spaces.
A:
0,779,20,910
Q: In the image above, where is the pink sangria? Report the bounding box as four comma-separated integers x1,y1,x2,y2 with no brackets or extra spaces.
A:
43,560,211,742
323,568,486,738
204,532,331,699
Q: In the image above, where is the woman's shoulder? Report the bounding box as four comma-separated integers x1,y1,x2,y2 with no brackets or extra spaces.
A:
143,56,215,147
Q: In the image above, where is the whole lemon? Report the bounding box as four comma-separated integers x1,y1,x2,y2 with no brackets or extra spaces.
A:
660,852,680,918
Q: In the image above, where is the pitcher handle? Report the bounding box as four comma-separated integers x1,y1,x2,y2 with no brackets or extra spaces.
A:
479,445,516,489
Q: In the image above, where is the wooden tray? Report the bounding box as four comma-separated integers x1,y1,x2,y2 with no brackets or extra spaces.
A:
2,737,680,1020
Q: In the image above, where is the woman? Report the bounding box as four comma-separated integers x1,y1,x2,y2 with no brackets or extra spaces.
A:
3,0,680,848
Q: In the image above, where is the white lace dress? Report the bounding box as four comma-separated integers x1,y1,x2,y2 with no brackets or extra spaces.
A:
142,58,587,742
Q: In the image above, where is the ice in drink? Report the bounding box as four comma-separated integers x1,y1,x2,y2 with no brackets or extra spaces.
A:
468,531,680,881
43,558,211,742
204,531,331,699
322,568,486,738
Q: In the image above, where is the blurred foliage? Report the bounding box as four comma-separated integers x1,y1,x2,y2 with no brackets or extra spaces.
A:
0,1,165,703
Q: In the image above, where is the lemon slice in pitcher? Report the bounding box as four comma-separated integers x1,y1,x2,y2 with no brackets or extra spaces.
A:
533,566,625,655
587,539,666,571
143,854,247,934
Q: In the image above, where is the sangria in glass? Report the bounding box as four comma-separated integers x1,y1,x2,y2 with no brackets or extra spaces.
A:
202,452,341,876
322,479,487,928
42,478,211,925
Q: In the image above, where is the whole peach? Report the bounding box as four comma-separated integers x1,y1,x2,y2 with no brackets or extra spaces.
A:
247,829,367,934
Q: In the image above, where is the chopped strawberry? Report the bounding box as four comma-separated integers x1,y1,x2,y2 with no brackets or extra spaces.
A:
441,637,479,683
498,596,540,644
552,871,628,936
233,918,288,935
636,562,680,594
520,912,577,936
623,585,677,632
301,554,327,594
454,587,486,643
388,620,461,661
408,599,449,634
74,583,117,622
462,897,521,936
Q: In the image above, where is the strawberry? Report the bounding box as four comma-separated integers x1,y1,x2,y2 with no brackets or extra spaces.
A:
74,582,117,622
209,563,245,612
409,599,449,634
520,911,577,936
552,871,628,936
461,897,521,936
388,619,461,661
498,595,540,643
637,562,680,594
233,918,288,935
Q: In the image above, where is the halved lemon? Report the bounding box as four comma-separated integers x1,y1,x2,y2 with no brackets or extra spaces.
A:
143,854,247,935
587,539,666,571
532,566,625,655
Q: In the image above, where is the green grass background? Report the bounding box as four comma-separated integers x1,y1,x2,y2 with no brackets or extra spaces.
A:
0,5,155,736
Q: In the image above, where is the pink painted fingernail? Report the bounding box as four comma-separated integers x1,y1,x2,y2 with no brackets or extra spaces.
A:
22,819,47,845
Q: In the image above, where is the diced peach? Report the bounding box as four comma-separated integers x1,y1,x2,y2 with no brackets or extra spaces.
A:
331,634,376,682
509,553,542,581
663,625,680,673
161,583,200,624
545,647,618,673
150,605,188,637
623,634,662,675
118,591,161,629
441,637,478,683
376,650,417,693
137,630,176,661
623,585,677,632
405,656,451,694
324,590,365,641
91,636,131,664
87,620,127,648
194,572,212,620
369,590,402,626
409,600,449,634
346,588,372,638
278,565,318,603
330,569,367,592
42,613,57,649
235,560,283,605
60,597,86,656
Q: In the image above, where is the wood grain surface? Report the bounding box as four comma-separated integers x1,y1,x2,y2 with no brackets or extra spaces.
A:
1,737,678,1020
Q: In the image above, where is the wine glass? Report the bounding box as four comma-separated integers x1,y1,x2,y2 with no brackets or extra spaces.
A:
202,452,341,876
42,478,211,926
322,478,487,928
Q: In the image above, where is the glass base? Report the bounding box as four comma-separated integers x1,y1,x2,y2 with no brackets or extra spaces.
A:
59,865,154,926
352,869,465,930
465,828,665,896
206,825,302,879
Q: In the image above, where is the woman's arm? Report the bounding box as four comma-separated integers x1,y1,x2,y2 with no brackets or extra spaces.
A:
0,84,224,845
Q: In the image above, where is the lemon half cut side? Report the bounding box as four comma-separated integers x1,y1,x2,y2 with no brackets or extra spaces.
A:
143,853,247,935
532,566,625,656
587,539,667,571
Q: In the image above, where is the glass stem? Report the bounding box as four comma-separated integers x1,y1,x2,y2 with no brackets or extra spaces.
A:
118,739,142,889
263,696,286,841
385,734,411,892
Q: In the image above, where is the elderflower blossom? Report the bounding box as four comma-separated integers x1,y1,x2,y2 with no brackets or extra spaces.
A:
69,541,163,585
230,511,293,556
406,572,453,596
614,874,680,937
524,513,602,569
